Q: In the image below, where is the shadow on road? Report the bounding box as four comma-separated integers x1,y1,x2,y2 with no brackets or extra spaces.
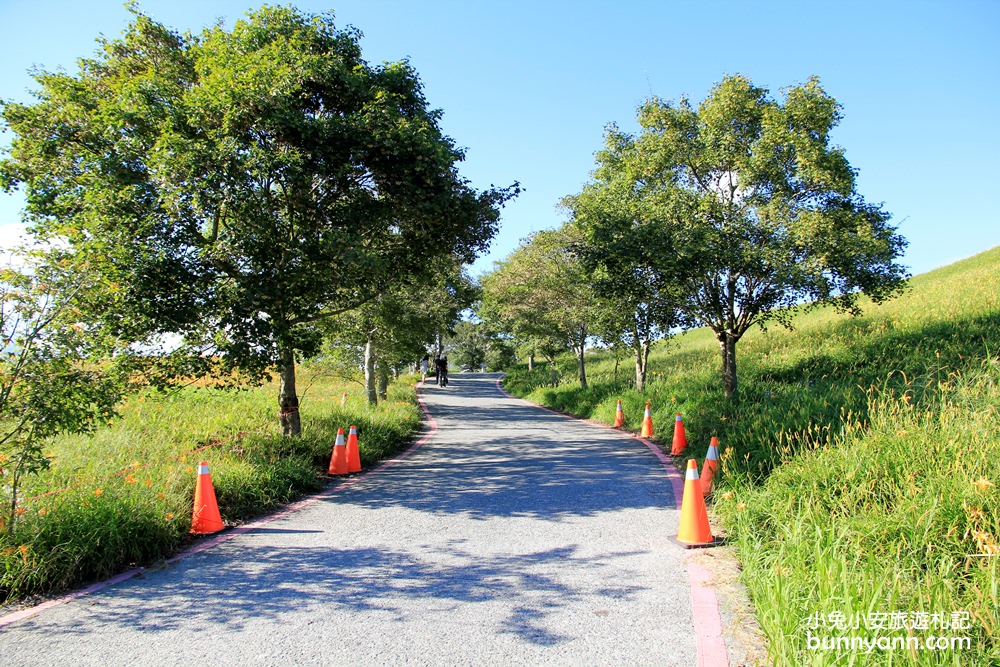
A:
348,374,676,520
38,541,648,646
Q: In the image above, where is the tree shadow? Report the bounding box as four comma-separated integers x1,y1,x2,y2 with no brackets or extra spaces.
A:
28,541,649,647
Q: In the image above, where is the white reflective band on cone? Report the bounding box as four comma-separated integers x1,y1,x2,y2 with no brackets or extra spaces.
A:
686,466,700,481
198,465,209,475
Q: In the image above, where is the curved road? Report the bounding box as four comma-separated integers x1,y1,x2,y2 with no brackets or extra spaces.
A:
1,374,703,665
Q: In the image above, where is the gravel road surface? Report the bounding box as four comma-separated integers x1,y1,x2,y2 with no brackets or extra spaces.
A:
0,373,696,666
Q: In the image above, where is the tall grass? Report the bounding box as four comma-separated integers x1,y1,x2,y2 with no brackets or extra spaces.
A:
1,371,422,604
502,246,1000,665
722,362,999,665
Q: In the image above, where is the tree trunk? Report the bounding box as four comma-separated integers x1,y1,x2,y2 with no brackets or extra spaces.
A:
576,326,588,390
634,340,650,392
528,353,534,371
278,345,301,436
376,359,389,400
719,332,738,399
364,338,378,405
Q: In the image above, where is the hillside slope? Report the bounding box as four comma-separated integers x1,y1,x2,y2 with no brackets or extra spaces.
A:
503,245,1000,665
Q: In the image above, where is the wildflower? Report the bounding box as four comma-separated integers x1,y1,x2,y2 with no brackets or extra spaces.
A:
972,478,995,492
165,513,174,521
0,454,7,463
38,509,47,516
126,475,136,484
93,488,104,497
972,530,999,555
15,507,26,516
721,491,734,501
144,479,153,487
964,503,984,521
736,502,747,511
156,493,165,500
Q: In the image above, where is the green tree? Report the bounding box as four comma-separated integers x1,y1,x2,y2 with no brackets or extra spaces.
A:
563,130,686,392
446,320,488,371
479,226,598,389
603,75,908,397
0,259,123,538
320,260,476,404
0,7,516,434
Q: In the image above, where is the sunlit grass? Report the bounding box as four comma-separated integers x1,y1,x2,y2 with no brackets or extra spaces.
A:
1,371,422,603
504,245,1000,665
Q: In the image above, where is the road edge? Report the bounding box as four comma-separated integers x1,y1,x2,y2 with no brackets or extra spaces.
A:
491,374,731,667
0,382,440,630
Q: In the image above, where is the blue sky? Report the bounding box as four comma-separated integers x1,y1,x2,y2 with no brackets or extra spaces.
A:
1,0,997,277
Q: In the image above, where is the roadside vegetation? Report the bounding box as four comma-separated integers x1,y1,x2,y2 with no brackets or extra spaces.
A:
0,371,422,604
0,6,501,607
500,246,1000,665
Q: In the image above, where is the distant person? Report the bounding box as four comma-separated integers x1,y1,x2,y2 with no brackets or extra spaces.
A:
420,355,429,382
435,356,443,386
440,356,449,387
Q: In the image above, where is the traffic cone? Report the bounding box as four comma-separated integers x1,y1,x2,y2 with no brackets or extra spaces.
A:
190,461,224,535
701,436,720,495
640,403,654,438
613,400,625,428
670,459,722,548
670,413,688,455
329,428,349,475
346,425,362,473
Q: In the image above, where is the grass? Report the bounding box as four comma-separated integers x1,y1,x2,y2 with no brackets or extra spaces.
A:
502,245,1000,666
0,370,423,604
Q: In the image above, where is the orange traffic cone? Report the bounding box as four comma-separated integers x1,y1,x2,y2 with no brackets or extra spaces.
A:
613,400,625,428
190,461,224,535
346,425,362,473
701,436,720,495
670,459,722,548
329,428,349,475
640,403,654,438
670,413,688,455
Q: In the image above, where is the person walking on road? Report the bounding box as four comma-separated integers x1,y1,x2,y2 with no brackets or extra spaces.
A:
437,356,449,387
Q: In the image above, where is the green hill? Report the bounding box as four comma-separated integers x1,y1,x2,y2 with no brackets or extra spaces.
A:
504,246,1000,666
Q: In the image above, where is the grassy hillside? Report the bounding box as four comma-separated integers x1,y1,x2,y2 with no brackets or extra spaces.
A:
503,246,1000,666
1,371,422,604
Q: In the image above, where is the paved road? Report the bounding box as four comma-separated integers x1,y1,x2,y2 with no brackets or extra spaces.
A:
0,373,696,666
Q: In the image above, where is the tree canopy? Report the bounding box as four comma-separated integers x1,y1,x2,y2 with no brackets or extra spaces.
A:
479,226,598,388
566,74,908,397
0,6,517,433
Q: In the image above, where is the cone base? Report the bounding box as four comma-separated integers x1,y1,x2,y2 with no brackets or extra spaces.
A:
668,534,726,549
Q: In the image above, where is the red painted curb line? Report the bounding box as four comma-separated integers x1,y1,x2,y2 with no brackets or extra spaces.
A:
0,384,439,630
493,374,729,667
689,559,731,667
